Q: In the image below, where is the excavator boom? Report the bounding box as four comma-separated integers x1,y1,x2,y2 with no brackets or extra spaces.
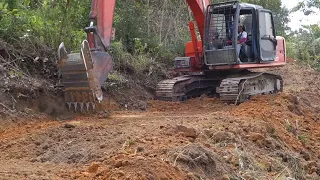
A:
88,0,115,49
186,0,209,41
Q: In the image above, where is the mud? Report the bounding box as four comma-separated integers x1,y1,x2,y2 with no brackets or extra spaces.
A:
0,62,320,179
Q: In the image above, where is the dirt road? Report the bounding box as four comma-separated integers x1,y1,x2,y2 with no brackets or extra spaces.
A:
1,62,320,179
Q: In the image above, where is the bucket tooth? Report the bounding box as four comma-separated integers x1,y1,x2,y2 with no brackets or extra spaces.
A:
92,103,96,111
86,103,90,112
74,102,78,112
80,103,84,112
67,102,72,110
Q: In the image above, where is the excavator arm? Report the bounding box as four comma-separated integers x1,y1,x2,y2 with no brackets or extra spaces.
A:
87,0,115,50
186,0,209,41
57,0,208,111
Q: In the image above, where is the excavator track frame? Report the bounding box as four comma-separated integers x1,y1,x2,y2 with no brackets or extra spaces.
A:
219,72,283,104
156,71,283,104
156,75,221,101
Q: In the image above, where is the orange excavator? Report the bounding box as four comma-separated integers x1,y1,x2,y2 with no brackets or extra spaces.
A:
58,0,286,111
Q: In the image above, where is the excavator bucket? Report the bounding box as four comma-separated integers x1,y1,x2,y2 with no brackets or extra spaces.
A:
58,40,112,112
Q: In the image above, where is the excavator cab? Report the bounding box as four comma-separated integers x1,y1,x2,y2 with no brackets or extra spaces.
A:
204,1,277,65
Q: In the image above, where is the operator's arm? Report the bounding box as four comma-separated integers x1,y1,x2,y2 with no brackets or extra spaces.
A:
238,32,247,44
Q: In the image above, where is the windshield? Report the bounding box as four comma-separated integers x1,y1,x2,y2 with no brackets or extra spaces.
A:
240,14,252,35
210,14,227,39
259,12,274,37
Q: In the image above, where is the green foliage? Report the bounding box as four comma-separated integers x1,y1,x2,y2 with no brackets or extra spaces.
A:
133,38,147,55
286,24,320,70
113,0,190,64
292,0,320,15
113,0,147,52
110,41,151,73
0,0,89,50
298,134,308,144
240,0,290,36
287,0,320,70
286,41,297,59
286,123,295,134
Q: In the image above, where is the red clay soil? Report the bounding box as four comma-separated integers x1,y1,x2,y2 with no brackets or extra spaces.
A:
0,62,320,179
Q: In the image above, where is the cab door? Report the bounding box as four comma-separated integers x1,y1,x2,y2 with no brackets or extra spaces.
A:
258,9,277,61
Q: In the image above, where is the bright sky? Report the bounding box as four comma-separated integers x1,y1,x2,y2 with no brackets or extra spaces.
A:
282,0,320,31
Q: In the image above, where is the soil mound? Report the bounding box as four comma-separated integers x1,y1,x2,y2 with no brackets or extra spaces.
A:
168,144,235,179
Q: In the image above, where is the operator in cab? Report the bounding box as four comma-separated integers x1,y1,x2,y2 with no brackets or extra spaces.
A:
237,24,247,62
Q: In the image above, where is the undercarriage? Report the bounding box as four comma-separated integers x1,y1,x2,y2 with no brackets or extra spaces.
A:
156,71,283,104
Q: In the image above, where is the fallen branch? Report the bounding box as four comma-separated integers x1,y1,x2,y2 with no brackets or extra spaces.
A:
0,103,15,113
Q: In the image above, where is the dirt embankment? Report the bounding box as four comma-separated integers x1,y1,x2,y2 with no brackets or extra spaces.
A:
0,62,320,179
